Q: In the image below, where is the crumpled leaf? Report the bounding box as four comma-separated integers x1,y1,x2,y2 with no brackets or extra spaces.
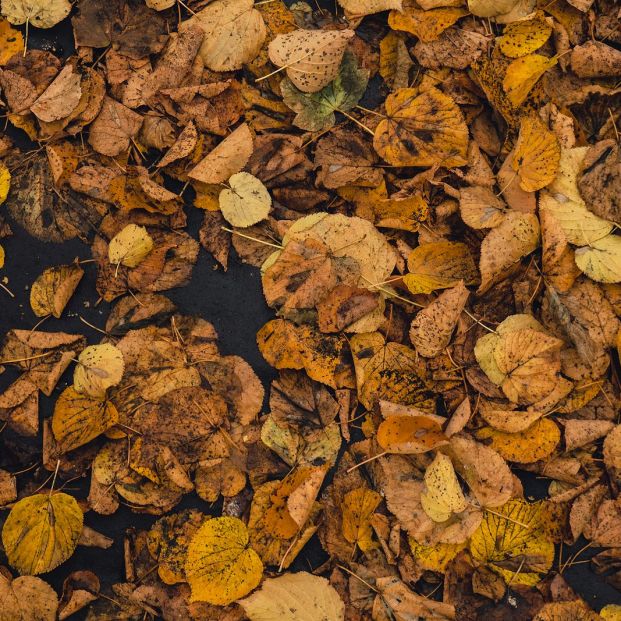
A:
280,50,368,132
341,487,382,552
268,28,355,93
73,343,124,398
377,413,448,454
239,572,345,621
373,87,469,167
185,516,263,604
421,452,468,523
30,64,81,123
2,492,83,575
389,3,466,43
219,172,271,228
30,263,83,318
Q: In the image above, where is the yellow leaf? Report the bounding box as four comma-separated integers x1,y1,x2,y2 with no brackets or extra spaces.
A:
601,605,621,621
219,172,271,228
497,11,552,58
0,161,10,204
373,87,469,167
379,31,412,91
468,0,520,17
73,343,124,398
0,18,23,64
512,115,560,192
409,539,467,572
30,263,84,318
476,418,560,463
2,0,70,28
239,572,345,621
377,415,447,454
503,54,557,108
52,386,119,453
108,224,154,268
575,234,621,283
341,487,382,552
388,4,466,42
0,244,4,269
534,602,602,621
421,453,468,523
2,492,83,575
469,499,555,586
185,516,263,604
404,241,478,295
339,0,401,16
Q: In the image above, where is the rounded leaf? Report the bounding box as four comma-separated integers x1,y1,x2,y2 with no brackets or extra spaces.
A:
73,343,124,398
219,172,271,228
108,224,154,268
2,492,83,575
185,516,263,604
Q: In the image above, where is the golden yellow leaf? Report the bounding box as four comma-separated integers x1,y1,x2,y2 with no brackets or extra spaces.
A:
409,539,467,572
503,54,558,108
339,0,401,16
0,18,22,64
29,263,84,318
388,4,466,42
0,161,10,204
404,241,478,295
185,516,263,604
108,224,154,268
497,11,552,58
601,605,621,621
257,319,355,389
534,601,602,621
421,453,468,523
2,492,83,575
379,31,412,91
268,29,355,93
476,418,560,463
377,415,447,454
469,499,555,586
0,244,4,269
373,87,469,167
341,487,382,552
219,172,271,228
239,572,345,621
574,234,621,284
52,386,119,453
468,0,520,17
73,343,124,398
512,115,560,192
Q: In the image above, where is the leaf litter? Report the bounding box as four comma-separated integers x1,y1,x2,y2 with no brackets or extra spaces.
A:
0,0,620,619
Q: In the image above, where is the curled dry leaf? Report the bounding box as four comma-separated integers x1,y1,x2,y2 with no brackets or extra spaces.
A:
30,263,84,318
30,64,82,123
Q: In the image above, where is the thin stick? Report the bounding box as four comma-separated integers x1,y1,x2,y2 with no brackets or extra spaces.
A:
485,508,530,529
335,564,379,593
79,315,110,336
338,109,375,136
346,451,387,472
221,226,283,249
0,281,15,298
0,351,54,365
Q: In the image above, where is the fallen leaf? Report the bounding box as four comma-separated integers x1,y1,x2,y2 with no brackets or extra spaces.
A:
73,343,124,398
30,64,81,123
377,414,448,454
341,487,382,552
2,492,83,575
0,574,58,621
30,263,84,318
497,11,552,58
219,172,271,228
108,224,154,268
0,18,23,64
268,28,355,93
503,54,558,108
421,453,468,523
88,96,143,157
389,3,467,43
575,235,621,283
185,516,263,604
2,0,70,28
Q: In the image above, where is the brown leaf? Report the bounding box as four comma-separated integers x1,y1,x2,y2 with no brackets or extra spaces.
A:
88,96,143,157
